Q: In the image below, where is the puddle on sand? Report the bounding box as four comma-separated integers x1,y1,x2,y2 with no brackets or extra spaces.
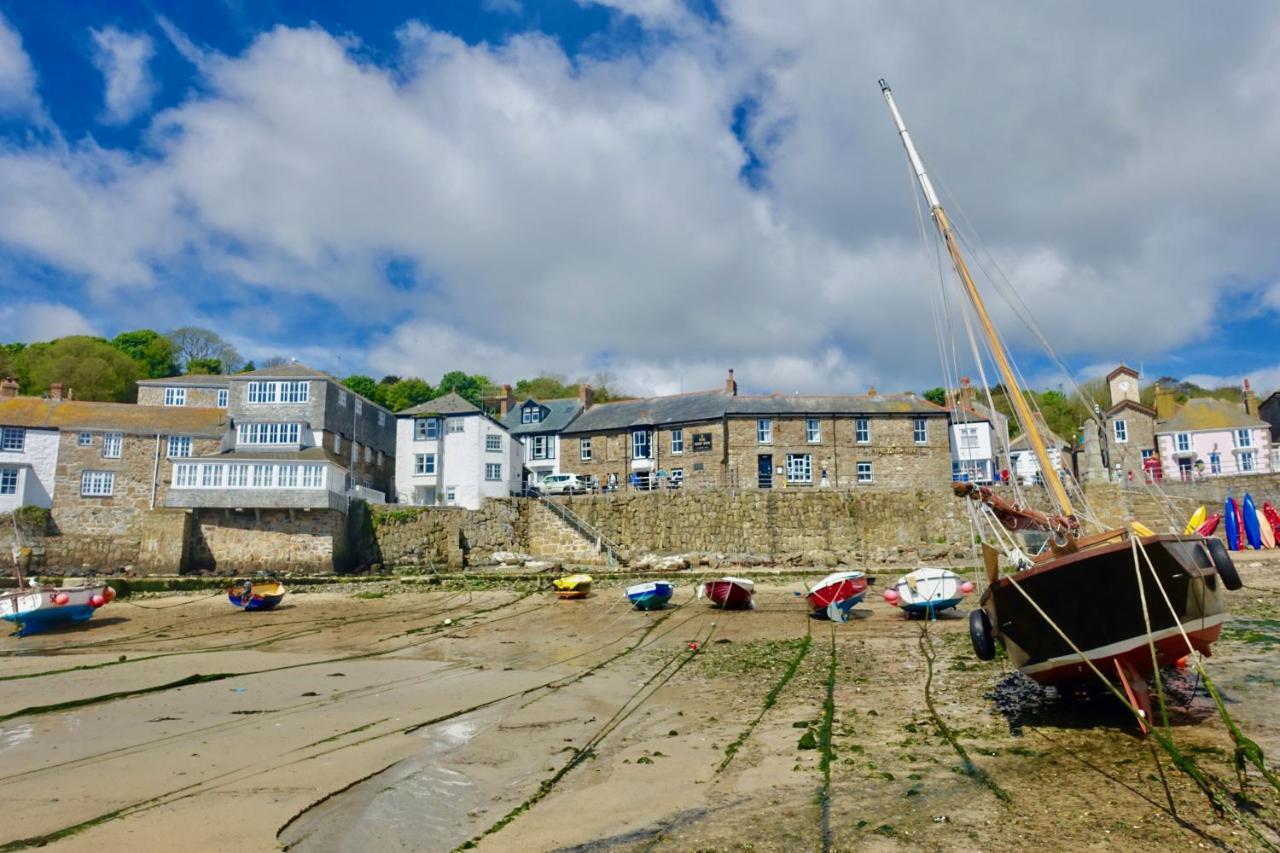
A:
280,719,486,852
0,723,33,753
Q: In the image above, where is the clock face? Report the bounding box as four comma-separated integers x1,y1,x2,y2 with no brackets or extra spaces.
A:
1119,380,1130,391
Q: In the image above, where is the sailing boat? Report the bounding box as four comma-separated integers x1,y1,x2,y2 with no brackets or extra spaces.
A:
879,80,1238,699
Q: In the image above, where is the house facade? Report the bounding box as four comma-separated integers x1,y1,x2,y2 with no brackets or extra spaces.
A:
1102,366,1158,482
1007,420,1071,486
1154,394,1272,480
394,392,522,509
949,413,997,483
497,386,586,490
136,374,231,409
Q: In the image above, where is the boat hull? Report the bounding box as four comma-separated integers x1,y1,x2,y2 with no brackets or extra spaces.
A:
2,586,111,636
887,568,967,618
626,581,674,610
702,579,754,610
228,582,286,611
806,572,868,617
554,574,593,599
982,535,1225,686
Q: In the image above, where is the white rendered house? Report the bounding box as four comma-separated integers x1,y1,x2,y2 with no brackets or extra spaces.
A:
0,423,58,512
395,393,522,510
949,415,997,484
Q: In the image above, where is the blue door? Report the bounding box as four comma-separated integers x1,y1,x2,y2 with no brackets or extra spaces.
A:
757,454,773,489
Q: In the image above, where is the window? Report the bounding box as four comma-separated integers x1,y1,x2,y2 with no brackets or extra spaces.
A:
1,427,24,452
855,417,870,444
532,435,556,460
77,432,92,447
1113,419,1128,443
756,418,772,444
1236,429,1253,448
1141,449,1156,460
632,429,652,459
1241,452,1256,473
201,464,223,487
354,398,363,416
80,470,114,496
217,388,228,408
252,464,273,487
278,465,298,488
0,468,16,495
445,486,457,505
364,446,372,463
486,435,502,453
247,381,308,403
1176,432,1191,452
580,438,592,462
237,423,300,445
376,451,383,466
958,426,980,450
174,464,198,487
485,463,502,481
167,435,192,457
301,465,323,488
338,390,348,407
671,428,684,454
1210,452,1222,475
247,381,276,404
334,434,342,454
806,418,821,443
856,462,873,483
414,418,439,440
914,418,928,444
670,468,683,487
102,432,122,458
521,405,542,424
377,411,386,427
415,453,436,475
786,453,813,483
228,464,249,487
164,387,186,406
281,381,308,403
446,419,465,433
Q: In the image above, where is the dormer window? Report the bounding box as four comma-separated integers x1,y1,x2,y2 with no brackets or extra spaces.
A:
521,405,543,425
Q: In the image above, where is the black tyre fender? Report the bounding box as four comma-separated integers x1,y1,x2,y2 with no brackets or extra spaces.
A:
969,608,996,661
1205,538,1242,591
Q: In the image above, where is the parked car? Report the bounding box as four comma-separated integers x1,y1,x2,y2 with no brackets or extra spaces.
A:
538,474,588,495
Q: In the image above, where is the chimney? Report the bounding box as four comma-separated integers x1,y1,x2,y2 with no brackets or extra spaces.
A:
725,368,738,396
49,383,63,402
578,383,595,410
0,378,17,399
1244,378,1260,418
499,384,515,416
1154,386,1177,421
958,376,975,409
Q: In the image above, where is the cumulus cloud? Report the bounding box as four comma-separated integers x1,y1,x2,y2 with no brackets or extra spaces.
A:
0,302,96,341
0,12,41,118
0,4,1278,393
90,27,158,124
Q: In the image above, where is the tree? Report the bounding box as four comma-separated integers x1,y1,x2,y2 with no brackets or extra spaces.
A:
110,330,178,378
19,336,141,401
258,356,287,369
342,375,385,407
379,375,401,386
922,387,947,407
187,358,223,375
167,327,242,373
436,371,493,404
239,361,257,373
515,374,574,400
382,378,434,412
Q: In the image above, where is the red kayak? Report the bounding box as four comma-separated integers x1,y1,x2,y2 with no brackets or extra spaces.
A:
1196,512,1222,537
699,577,754,610
805,571,869,616
1264,503,1280,539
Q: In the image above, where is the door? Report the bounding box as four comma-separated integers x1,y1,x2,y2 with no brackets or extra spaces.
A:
757,454,773,489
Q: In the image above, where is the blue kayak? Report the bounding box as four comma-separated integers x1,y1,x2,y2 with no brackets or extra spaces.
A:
1243,494,1263,550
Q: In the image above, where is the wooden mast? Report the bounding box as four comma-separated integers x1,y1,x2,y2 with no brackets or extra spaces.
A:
879,79,1075,520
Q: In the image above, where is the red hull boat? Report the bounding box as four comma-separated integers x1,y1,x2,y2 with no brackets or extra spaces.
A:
700,577,754,610
805,571,869,615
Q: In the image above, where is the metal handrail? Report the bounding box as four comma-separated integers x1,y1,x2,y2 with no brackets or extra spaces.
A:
528,489,627,566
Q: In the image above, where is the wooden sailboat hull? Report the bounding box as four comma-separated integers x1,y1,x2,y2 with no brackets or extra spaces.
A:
982,535,1224,686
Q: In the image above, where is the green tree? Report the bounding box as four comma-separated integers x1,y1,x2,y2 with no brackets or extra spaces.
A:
167,326,242,373
19,336,141,401
239,361,257,373
515,374,573,400
110,330,178,378
436,371,493,404
342,375,386,407
922,387,947,407
187,358,223,375
382,378,434,412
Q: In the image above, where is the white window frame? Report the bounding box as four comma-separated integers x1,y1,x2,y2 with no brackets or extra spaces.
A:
445,486,457,505
302,465,324,488
252,464,273,488
1236,429,1253,448
806,418,821,444
856,461,873,483
338,390,347,407
334,434,342,454
354,398,363,416
200,464,223,487
670,468,683,487
80,470,114,496
228,464,249,487
77,432,92,447
102,432,123,459
671,428,684,454
1176,432,1191,453
278,465,298,488
282,381,308,403
1209,452,1222,475
913,418,928,444
1241,451,1256,473
164,387,186,407
485,434,502,453
756,418,772,444
855,417,870,444
0,467,17,495
414,418,439,440
485,463,502,481
1113,419,1128,444
414,453,436,475
377,411,386,427
632,429,652,460
173,463,198,487
580,438,592,462
521,405,542,425
958,426,980,451
446,418,465,433
786,453,813,484
247,381,277,404
1,427,25,452
217,388,229,408
236,422,301,445
167,435,192,458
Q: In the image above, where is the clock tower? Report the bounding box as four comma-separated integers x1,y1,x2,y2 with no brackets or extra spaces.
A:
1106,365,1140,407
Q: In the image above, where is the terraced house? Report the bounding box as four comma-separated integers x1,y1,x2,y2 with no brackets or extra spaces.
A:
496,385,588,491
559,370,951,490
394,392,522,509
136,373,231,409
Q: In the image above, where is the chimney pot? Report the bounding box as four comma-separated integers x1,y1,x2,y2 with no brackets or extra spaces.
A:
499,384,514,416
579,383,595,409
49,383,63,402
1244,378,1260,418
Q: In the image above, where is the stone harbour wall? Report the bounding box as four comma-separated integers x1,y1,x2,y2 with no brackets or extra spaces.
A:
364,500,522,570
188,508,347,575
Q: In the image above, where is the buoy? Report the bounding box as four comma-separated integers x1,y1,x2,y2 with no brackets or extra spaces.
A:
960,581,975,595
52,592,70,606
883,588,900,604
103,586,117,602
90,594,105,608
688,641,699,651
1175,656,1188,669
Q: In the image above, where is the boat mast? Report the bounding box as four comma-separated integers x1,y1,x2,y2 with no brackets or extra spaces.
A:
879,79,1075,520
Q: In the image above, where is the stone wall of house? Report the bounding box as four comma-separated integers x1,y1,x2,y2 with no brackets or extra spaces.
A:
137,386,225,408
187,508,348,574
1,506,189,573
1104,408,1158,483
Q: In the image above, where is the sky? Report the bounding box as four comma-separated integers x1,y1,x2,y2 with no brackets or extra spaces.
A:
0,1,1278,398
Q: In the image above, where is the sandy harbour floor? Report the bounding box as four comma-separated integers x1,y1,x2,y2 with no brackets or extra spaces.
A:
3,557,1280,852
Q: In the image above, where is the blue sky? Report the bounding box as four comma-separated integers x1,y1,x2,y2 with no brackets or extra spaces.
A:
0,1,1278,396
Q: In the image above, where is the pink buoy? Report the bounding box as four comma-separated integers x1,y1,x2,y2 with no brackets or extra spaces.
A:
883,588,900,604
960,581,975,595
103,586,117,602
90,594,106,608
52,592,70,606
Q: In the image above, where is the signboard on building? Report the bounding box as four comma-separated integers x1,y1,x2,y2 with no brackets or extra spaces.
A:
692,433,713,452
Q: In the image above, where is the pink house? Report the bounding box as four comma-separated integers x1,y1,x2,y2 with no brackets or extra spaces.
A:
1155,396,1272,480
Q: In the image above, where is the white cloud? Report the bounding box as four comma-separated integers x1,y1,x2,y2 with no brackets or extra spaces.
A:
90,27,158,124
482,0,523,15
0,11,41,118
0,302,96,341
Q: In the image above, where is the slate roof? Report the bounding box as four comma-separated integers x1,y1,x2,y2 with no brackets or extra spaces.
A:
232,363,330,379
398,392,482,417
1105,399,1156,417
137,374,231,387
561,390,730,434
501,397,584,435
1106,365,1140,383
726,393,947,417
191,446,346,465
1157,398,1268,433
0,397,228,437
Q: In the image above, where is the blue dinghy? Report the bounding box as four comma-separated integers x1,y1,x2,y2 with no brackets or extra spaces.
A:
626,581,674,611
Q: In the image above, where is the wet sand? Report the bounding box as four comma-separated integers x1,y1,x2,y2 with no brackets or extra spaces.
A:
3,558,1280,852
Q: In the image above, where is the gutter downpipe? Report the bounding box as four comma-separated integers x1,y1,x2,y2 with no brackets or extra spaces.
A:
151,432,161,510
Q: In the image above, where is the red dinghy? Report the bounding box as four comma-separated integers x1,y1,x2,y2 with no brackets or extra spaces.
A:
699,577,754,610
805,571,869,616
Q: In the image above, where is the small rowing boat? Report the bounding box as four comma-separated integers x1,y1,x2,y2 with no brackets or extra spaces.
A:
698,577,754,610
553,574,593,599
805,571,869,620
626,580,674,610
883,568,972,618
228,581,286,611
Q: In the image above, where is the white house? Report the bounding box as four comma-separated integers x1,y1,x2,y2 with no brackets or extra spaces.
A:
0,420,58,513
1006,420,1070,486
950,413,997,484
394,393,522,510
498,389,587,490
